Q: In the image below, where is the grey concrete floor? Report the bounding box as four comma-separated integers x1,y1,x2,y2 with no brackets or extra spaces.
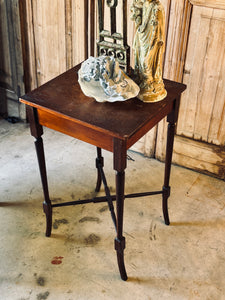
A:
0,118,225,300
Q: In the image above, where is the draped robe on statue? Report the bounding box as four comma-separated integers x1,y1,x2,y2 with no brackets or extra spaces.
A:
133,0,167,102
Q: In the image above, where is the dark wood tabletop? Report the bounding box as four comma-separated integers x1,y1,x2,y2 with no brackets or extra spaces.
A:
20,64,186,151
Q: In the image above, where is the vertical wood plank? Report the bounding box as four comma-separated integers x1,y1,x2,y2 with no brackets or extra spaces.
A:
0,0,12,117
156,0,192,161
0,0,25,119
5,0,25,97
31,0,66,86
72,1,86,65
0,0,12,89
65,0,73,69
23,0,38,91
19,0,31,92
90,0,95,56
163,0,192,82
177,6,225,145
84,0,89,59
127,0,135,68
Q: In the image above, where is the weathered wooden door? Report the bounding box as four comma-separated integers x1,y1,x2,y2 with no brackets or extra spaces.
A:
0,0,25,119
22,0,225,179
134,0,225,180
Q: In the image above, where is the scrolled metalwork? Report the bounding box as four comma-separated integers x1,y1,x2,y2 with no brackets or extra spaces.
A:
97,0,130,73
108,49,116,58
106,0,118,8
100,48,108,56
116,51,125,61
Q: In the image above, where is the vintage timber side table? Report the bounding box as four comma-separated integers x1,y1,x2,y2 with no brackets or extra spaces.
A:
20,63,186,280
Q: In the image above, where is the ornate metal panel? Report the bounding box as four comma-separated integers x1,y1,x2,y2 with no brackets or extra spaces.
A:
97,0,130,73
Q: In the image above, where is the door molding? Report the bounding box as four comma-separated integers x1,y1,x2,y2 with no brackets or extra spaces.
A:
189,0,225,10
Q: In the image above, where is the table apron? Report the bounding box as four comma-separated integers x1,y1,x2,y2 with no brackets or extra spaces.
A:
127,100,174,148
37,109,115,152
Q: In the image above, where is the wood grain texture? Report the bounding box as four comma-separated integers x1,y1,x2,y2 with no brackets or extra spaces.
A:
164,0,192,82
156,0,192,161
20,64,185,141
155,0,225,179
190,0,225,10
72,1,86,65
23,0,38,91
0,0,25,118
0,0,12,89
31,0,67,86
178,6,225,146
173,136,225,180
38,109,114,152
65,0,73,69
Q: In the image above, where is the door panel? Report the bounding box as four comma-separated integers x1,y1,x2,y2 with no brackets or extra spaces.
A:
178,6,225,145
155,0,225,179
0,0,25,119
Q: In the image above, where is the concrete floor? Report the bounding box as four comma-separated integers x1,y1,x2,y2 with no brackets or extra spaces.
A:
0,118,225,300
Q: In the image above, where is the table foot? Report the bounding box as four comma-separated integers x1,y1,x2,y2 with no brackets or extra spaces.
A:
35,136,52,236
162,186,170,225
163,119,176,226
115,237,128,281
43,202,52,237
27,108,53,237
114,139,127,280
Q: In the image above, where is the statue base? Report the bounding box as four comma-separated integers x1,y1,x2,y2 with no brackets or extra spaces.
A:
138,83,167,103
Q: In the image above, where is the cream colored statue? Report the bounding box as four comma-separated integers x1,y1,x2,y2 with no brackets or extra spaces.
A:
131,0,167,102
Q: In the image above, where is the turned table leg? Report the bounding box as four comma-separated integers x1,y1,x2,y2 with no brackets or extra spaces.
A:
113,138,128,281
163,122,175,225
27,107,52,237
163,97,181,225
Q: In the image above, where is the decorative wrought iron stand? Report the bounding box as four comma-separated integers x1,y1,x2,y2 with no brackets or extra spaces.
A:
97,0,130,72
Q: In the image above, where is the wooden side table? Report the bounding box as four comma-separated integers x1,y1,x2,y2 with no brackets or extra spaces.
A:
20,64,186,280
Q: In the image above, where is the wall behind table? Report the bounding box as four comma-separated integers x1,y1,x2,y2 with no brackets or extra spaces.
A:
22,0,225,179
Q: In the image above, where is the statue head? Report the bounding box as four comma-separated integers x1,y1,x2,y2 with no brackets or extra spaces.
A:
131,0,143,26
131,0,144,9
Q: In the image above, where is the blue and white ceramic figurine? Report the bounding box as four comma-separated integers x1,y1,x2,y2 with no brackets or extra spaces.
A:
78,56,140,103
